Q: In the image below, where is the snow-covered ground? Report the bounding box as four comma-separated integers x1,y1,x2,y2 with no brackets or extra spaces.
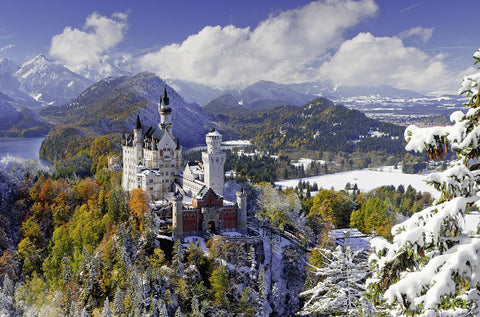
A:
291,158,325,170
275,166,440,199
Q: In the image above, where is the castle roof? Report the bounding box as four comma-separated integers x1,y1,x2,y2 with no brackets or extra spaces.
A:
207,128,222,137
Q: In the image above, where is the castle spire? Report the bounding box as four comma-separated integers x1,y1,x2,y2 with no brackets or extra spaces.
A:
162,86,169,106
135,113,142,130
159,85,173,131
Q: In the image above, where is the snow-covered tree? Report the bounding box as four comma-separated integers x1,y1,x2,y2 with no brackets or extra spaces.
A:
102,297,113,317
298,243,369,316
0,275,14,317
112,287,125,316
367,48,480,315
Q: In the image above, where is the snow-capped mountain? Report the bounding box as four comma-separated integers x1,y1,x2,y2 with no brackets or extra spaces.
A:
0,58,41,109
14,54,93,107
285,81,425,99
167,78,222,106
0,92,23,129
0,91,52,136
205,80,317,114
65,57,132,83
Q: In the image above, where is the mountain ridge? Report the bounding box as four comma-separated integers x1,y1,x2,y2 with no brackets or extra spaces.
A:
41,72,210,147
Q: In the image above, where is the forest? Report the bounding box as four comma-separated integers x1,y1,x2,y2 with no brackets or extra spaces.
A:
0,150,432,316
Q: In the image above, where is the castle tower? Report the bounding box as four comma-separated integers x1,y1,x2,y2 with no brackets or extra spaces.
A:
158,86,173,131
134,114,143,161
202,129,226,196
236,188,247,234
172,191,183,238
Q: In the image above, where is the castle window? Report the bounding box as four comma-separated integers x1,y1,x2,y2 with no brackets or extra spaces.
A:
149,179,153,183
226,221,229,225
191,223,195,228
225,212,229,217
191,214,195,219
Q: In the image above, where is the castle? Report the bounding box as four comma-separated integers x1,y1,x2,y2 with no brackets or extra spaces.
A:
122,87,247,238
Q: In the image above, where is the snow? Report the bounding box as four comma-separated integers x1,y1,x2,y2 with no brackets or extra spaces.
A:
331,229,370,251
275,166,439,199
291,158,325,170
464,211,480,235
183,236,208,252
221,140,250,146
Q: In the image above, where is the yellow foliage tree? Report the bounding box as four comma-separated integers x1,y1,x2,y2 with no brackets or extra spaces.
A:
128,189,151,232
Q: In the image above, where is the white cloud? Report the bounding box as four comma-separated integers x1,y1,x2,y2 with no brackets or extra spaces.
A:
49,12,127,69
318,32,456,91
139,0,378,88
0,44,14,52
398,26,434,44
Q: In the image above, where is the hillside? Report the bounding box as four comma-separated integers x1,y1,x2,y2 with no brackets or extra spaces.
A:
216,97,406,154
0,92,52,137
41,72,210,147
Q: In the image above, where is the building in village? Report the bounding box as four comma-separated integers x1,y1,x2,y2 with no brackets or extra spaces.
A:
122,87,247,238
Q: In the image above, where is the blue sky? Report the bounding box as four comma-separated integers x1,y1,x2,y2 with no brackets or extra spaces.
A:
1,0,479,92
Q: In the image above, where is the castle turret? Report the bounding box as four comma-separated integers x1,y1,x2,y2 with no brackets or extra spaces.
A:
159,86,173,131
202,129,226,196
236,188,247,234
175,138,182,171
172,191,183,238
134,113,143,158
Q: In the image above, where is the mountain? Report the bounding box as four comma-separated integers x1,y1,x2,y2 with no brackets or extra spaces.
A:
167,78,222,106
41,72,210,147
215,97,406,154
0,92,52,137
285,79,336,97
286,81,424,99
15,54,93,107
330,85,424,99
204,80,317,116
0,58,41,109
65,58,132,83
0,92,23,130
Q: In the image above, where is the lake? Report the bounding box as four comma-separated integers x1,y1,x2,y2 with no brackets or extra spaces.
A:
0,137,50,165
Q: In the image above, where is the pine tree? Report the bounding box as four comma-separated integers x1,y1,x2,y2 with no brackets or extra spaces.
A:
174,307,183,317
298,243,369,316
102,297,113,317
191,296,204,317
172,239,184,278
0,275,14,317
157,299,168,317
113,287,125,316
367,48,480,315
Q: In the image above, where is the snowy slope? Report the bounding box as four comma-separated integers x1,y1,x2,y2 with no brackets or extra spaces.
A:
15,54,92,107
0,92,23,129
0,58,41,109
66,58,132,83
